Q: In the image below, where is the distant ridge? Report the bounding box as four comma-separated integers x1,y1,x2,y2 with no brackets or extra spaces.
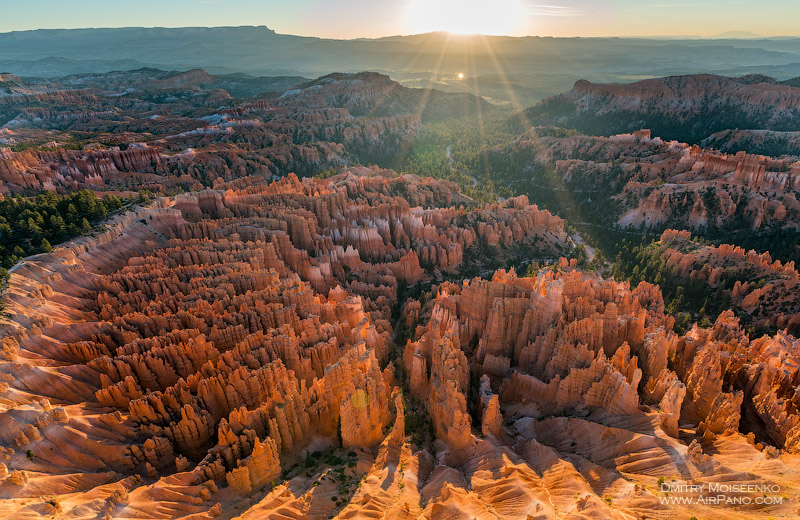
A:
521,73,800,150
708,30,763,39
1,27,800,105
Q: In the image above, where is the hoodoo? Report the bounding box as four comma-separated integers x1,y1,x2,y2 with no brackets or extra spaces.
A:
0,168,797,519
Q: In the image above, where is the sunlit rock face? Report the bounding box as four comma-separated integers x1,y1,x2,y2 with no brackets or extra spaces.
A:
504,127,800,232
1,168,798,519
0,168,581,519
396,267,800,520
654,229,800,336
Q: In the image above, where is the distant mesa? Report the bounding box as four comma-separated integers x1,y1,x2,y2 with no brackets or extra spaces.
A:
708,30,763,39
1,27,799,104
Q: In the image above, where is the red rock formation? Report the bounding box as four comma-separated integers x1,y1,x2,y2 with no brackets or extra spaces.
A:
567,75,800,114
534,74,800,156
511,127,800,231
1,161,798,518
0,72,428,195
658,229,800,334
225,437,281,494
0,168,577,518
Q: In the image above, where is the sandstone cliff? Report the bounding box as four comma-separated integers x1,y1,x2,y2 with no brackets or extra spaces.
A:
508,127,800,232
525,74,800,147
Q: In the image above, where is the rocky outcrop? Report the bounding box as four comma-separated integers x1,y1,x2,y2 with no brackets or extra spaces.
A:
527,74,800,146
0,146,797,520
404,269,667,451
0,168,573,518
0,72,433,195
225,437,281,494
502,126,800,232
657,229,800,335
479,375,503,437
701,128,800,156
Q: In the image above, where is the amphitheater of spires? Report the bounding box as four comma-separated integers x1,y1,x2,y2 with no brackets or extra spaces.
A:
0,72,424,195
0,167,798,519
1,67,800,519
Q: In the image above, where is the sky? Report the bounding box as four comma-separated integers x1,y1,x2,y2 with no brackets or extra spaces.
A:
1,0,798,39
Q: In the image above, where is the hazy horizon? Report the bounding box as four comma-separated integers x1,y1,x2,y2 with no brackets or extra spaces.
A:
0,25,797,41
2,0,799,39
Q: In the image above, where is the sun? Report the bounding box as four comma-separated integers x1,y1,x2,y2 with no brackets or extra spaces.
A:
405,0,528,36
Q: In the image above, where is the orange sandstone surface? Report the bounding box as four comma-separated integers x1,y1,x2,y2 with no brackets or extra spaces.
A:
515,127,800,231
658,229,800,335
0,169,798,519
